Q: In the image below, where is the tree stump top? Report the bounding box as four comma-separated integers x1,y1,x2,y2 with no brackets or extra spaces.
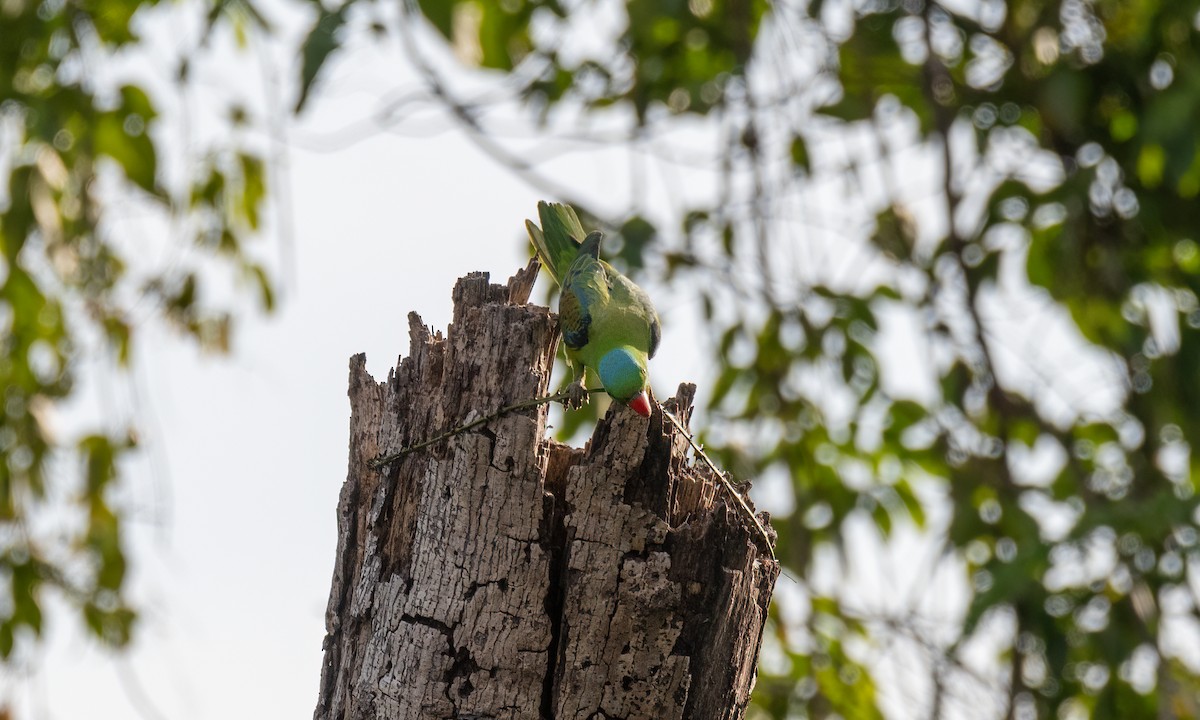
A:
316,264,778,720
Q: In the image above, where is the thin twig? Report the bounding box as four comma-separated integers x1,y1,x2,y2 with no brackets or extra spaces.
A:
370,386,777,561
659,407,777,560
370,387,603,468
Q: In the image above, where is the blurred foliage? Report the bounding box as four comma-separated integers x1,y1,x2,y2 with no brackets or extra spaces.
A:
300,0,1200,716
1,0,272,664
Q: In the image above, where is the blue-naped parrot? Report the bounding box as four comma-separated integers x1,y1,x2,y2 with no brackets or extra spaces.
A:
525,202,661,417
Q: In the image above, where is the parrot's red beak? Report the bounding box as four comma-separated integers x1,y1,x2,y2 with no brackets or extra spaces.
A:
629,390,652,418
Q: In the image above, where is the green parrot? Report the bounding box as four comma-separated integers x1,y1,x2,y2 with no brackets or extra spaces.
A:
525,201,661,417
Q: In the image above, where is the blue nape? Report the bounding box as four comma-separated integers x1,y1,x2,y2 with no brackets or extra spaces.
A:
598,347,645,403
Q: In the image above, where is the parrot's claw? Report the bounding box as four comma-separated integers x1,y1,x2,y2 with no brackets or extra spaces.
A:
562,381,590,411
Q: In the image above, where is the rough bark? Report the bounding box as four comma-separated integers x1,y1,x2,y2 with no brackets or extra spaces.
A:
315,263,779,720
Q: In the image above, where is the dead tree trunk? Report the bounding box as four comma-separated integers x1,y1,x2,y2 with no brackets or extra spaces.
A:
315,264,779,720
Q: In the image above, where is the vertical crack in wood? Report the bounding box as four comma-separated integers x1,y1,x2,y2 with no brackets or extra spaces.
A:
539,471,569,720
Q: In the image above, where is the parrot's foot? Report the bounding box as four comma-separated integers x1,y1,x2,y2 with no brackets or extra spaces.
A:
562,381,590,411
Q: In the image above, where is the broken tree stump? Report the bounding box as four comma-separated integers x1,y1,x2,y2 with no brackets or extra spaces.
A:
314,263,779,720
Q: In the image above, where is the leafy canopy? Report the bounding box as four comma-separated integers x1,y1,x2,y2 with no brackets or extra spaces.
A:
1,0,273,661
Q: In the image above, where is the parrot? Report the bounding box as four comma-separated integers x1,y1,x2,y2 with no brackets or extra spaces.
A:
525,201,661,418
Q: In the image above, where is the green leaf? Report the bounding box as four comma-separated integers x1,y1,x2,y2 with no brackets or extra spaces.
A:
709,365,740,408
81,435,117,493
888,400,927,433
88,3,140,44
296,4,350,113
11,558,42,634
417,0,455,39
872,499,892,537
477,1,530,70
238,153,266,230
894,479,925,529
871,206,913,261
790,134,810,172
83,602,136,646
95,111,158,195
616,216,655,271
118,84,157,124
1137,143,1165,188
244,262,275,311
103,314,132,366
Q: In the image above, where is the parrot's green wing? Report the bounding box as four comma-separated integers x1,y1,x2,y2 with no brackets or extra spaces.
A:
559,285,591,350
559,232,606,350
525,201,587,285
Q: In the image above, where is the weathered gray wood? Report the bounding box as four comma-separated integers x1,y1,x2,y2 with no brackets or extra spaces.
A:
315,263,778,720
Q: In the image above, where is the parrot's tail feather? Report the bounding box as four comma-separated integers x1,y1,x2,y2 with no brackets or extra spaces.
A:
525,220,559,287
526,201,585,285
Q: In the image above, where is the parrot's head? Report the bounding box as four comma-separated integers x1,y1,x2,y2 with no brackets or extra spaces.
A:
598,346,652,417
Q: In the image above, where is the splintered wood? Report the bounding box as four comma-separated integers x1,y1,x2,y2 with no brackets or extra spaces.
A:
315,262,779,720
